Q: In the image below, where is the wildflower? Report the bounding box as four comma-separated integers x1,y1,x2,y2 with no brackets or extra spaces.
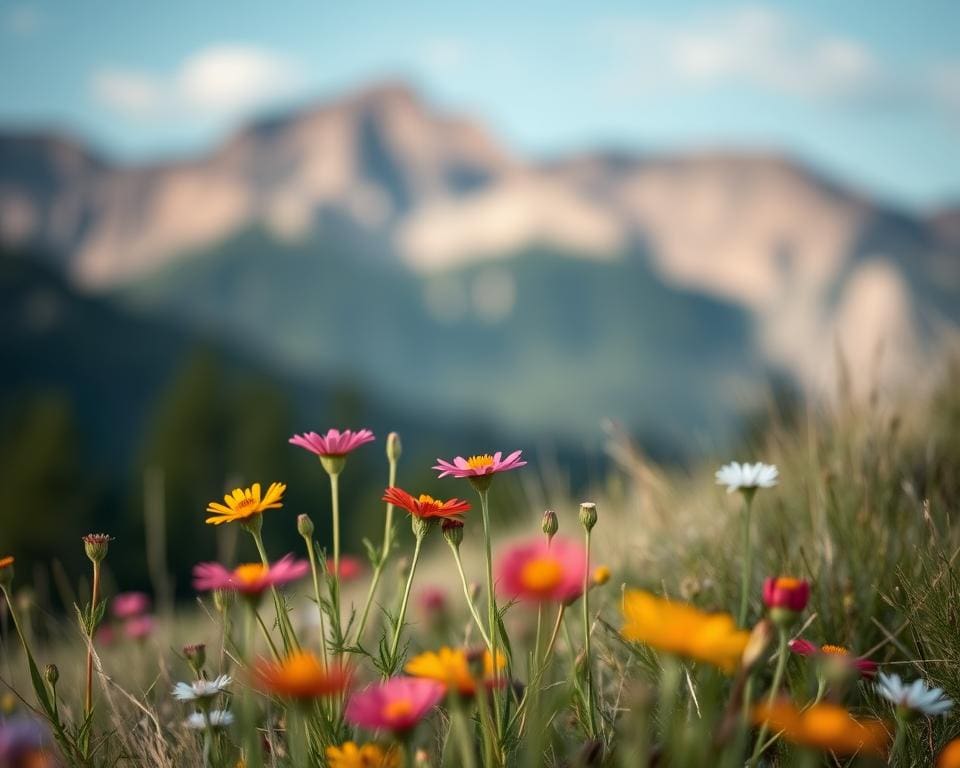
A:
345,677,445,734
289,428,376,457
496,537,587,603
592,566,611,586
193,554,310,596
715,462,778,494
876,672,954,717
112,591,150,619
578,502,598,532
296,513,314,537
620,590,751,673
763,577,810,626
753,699,888,756
124,615,155,640
418,587,448,619
82,533,113,563
441,519,464,547
433,450,526,480
405,646,506,696
172,674,232,702
326,555,364,582
255,650,350,700
382,487,471,521
326,742,401,768
0,556,13,588
541,510,558,540
938,739,960,768
204,482,286,526
184,710,235,730
789,638,877,678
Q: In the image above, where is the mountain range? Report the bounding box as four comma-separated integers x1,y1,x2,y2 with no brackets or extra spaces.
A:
2,81,958,453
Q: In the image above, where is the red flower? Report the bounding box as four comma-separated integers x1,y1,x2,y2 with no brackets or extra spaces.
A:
382,487,471,520
762,577,810,613
789,638,878,678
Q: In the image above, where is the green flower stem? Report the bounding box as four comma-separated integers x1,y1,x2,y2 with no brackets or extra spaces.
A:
476,486,507,747
738,490,756,628
582,528,597,737
328,471,344,652
301,533,330,669
387,531,424,667
253,606,281,660
450,694,478,768
748,627,789,767
507,604,565,735
890,710,908,762
84,559,100,722
447,540,492,651
354,453,399,644
250,527,299,652
241,604,264,768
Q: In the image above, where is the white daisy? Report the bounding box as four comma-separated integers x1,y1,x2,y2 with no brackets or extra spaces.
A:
184,709,235,730
172,674,232,702
715,462,779,494
876,672,953,716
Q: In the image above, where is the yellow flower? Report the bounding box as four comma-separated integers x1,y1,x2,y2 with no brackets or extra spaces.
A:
620,589,750,673
592,566,611,586
205,482,286,525
405,646,506,696
753,699,889,756
326,742,401,768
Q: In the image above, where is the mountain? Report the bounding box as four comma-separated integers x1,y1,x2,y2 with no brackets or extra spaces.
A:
2,81,958,442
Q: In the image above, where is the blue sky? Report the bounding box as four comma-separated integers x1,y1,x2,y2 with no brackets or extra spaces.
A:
1,0,958,209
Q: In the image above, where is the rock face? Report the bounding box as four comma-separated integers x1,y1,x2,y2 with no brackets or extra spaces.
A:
1,81,957,402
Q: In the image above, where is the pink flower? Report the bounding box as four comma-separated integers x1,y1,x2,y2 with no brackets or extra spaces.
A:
789,638,878,678
289,429,375,457
112,591,150,619
95,624,115,646
496,537,587,603
345,677,444,734
193,554,310,596
433,451,526,479
326,555,364,582
418,587,448,618
124,615,155,640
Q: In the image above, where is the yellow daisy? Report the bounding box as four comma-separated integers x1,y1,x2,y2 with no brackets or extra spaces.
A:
205,482,286,526
325,741,401,768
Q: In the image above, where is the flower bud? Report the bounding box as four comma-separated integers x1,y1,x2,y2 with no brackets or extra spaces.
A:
579,502,598,532
592,566,611,586
183,643,207,674
82,533,114,564
541,510,558,540
411,515,431,540
0,556,14,589
44,664,59,687
386,432,402,463
296,513,314,538
741,619,774,672
442,519,464,547
414,748,432,768
468,581,481,603
763,576,810,627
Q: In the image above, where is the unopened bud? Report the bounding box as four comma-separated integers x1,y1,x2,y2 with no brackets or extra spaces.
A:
442,519,464,547
541,510,558,540
82,533,114,564
183,643,207,673
44,664,59,687
579,502,598,532
592,566,611,586
468,582,481,603
386,432,402,463
411,515,431,540
296,514,314,538
741,619,774,672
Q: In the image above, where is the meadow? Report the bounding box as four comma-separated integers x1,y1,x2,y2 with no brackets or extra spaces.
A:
2,362,960,768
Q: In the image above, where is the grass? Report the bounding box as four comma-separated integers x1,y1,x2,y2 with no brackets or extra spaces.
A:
1,363,959,767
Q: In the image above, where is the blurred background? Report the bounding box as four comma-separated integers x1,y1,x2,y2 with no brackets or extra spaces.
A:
1,1,958,597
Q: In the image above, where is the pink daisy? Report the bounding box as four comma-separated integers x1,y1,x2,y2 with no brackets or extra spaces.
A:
193,554,310,596
496,537,587,603
326,555,364,582
789,638,878,678
433,451,526,479
289,429,375,457
124,615,155,641
345,677,444,734
112,591,150,620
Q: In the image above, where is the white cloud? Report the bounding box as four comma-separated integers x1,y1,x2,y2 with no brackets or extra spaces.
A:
92,44,301,119
599,5,886,105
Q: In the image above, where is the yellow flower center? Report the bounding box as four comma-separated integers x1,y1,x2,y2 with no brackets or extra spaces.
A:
417,494,441,510
281,651,325,680
235,497,258,511
593,566,611,585
520,557,563,593
820,644,850,657
233,563,268,585
383,698,413,720
775,577,803,589
466,454,494,470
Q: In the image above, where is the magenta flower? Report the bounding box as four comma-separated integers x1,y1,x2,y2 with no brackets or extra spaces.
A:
496,537,587,603
112,591,150,620
124,615,155,640
326,554,364,582
433,451,526,479
345,677,445,734
418,587,448,618
289,429,375,457
789,638,878,678
193,554,310,596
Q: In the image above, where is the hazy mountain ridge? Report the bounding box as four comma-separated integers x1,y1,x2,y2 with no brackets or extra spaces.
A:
1,80,957,410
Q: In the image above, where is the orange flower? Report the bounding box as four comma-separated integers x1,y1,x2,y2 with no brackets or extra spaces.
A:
938,738,960,768
254,651,349,699
0,556,13,569
405,646,505,696
382,487,471,520
326,741,401,768
753,699,889,756
205,482,286,526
